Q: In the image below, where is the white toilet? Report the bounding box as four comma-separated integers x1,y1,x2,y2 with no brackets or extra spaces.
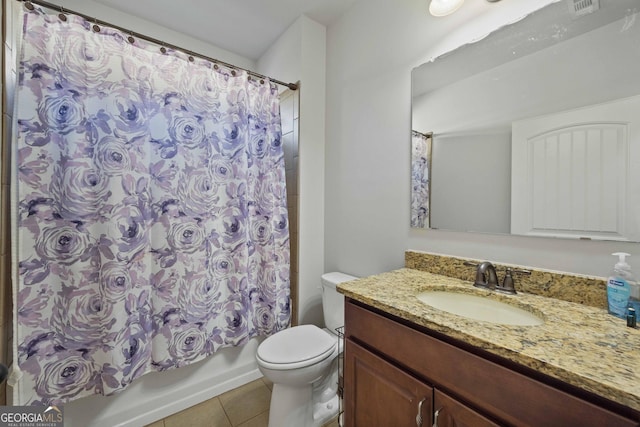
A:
256,272,356,427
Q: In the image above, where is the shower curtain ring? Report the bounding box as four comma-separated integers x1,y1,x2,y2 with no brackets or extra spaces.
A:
127,32,135,44
24,1,35,11
92,18,100,32
58,6,67,21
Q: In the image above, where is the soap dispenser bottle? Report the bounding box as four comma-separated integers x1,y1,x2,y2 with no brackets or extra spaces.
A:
607,252,638,319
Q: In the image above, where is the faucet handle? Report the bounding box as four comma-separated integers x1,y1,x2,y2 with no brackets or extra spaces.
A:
463,261,485,287
496,267,531,294
511,268,532,276
496,268,517,294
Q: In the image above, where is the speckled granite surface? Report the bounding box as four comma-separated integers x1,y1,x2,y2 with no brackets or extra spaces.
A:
337,268,640,412
405,250,608,308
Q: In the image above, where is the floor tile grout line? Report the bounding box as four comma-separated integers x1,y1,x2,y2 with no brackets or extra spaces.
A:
236,410,269,427
219,380,270,426
217,395,236,427
151,379,271,427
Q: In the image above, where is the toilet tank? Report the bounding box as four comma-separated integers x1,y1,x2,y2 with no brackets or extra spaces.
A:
321,272,358,331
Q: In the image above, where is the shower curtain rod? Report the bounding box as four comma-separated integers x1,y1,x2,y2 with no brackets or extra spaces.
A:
20,0,299,91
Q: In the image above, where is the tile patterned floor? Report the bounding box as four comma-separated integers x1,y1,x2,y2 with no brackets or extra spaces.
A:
145,377,339,427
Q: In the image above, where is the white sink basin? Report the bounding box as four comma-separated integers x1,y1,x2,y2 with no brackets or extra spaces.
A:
416,291,544,326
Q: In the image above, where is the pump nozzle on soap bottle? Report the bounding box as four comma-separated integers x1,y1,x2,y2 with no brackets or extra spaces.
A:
607,252,639,320
613,252,631,270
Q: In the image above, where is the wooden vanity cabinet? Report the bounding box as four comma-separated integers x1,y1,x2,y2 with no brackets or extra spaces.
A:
345,338,497,427
343,298,639,427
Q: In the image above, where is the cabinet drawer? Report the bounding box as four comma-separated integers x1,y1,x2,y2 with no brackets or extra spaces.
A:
345,300,638,427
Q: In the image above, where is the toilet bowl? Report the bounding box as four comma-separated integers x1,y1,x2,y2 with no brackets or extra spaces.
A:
256,272,356,427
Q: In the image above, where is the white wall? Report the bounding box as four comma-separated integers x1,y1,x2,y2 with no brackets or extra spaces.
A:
8,1,262,426
325,0,640,279
258,16,327,326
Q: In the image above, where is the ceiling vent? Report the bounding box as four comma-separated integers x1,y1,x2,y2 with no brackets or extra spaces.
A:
567,0,600,17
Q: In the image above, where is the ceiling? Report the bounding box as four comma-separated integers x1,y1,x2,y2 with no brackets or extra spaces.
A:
93,0,358,60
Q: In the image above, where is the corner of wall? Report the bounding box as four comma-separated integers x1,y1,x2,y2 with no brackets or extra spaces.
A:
297,15,326,327
256,13,328,327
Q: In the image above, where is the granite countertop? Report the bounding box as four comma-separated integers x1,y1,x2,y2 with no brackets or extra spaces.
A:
337,268,640,412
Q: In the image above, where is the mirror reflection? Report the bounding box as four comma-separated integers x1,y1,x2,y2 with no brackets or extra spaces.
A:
411,0,640,242
411,131,432,228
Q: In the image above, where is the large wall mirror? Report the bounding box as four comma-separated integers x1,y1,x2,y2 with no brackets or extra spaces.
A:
411,0,640,242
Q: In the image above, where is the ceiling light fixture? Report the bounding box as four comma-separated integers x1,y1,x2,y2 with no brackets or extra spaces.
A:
429,0,464,17
429,0,501,17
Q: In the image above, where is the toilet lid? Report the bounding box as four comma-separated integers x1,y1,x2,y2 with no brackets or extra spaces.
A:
257,325,336,365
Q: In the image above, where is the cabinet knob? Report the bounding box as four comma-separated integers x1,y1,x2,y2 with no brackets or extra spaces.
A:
416,398,426,426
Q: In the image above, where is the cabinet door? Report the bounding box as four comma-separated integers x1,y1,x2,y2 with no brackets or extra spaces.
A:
433,389,500,427
344,339,433,427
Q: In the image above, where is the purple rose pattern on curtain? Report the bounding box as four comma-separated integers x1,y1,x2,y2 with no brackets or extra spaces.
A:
14,7,290,405
410,131,431,228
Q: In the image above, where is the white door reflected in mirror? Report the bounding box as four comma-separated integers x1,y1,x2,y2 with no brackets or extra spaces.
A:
511,95,640,242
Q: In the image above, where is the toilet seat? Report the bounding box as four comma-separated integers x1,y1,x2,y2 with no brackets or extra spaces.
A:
257,325,337,371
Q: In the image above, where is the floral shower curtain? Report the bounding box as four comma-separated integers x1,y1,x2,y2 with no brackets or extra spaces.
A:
410,131,432,228
12,6,290,405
